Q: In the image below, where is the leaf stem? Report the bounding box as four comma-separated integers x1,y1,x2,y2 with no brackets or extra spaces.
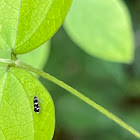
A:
0,58,14,64
13,60,140,138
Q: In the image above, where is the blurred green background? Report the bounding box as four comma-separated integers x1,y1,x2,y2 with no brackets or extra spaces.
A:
37,0,140,139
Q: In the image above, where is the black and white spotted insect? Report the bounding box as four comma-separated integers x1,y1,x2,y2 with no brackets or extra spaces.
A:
33,96,40,113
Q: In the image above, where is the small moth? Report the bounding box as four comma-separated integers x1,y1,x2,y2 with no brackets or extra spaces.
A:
33,96,40,113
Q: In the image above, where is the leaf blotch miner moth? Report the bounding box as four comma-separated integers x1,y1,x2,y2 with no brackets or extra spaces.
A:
34,96,40,113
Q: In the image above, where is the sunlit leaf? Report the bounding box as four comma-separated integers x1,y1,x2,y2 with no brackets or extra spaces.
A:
0,68,55,140
0,0,72,54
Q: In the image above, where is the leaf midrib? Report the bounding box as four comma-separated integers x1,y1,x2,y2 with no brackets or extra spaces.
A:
12,0,22,51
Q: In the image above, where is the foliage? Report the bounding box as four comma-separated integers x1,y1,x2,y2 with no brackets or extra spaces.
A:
64,0,134,63
0,0,140,140
0,0,71,139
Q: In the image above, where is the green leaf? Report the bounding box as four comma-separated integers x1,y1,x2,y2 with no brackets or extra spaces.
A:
0,1,18,51
0,0,72,54
0,50,11,71
64,0,134,63
18,41,50,70
0,67,55,140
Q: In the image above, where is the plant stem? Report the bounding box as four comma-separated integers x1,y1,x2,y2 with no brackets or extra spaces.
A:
0,58,14,64
12,60,140,138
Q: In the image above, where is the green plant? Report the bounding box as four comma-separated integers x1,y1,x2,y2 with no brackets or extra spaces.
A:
0,0,140,139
